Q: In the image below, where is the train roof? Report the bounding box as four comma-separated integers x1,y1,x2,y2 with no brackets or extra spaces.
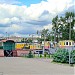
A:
59,40,74,42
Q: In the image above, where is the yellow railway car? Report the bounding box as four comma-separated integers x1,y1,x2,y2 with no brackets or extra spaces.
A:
15,42,42,50
59,40,74,49
15,43,25,49
30,44,42,50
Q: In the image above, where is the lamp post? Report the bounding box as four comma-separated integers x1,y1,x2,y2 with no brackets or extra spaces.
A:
37,30,47,55
66,16,73,65
6,32,9,40
66,16,73,40
29,34,34,50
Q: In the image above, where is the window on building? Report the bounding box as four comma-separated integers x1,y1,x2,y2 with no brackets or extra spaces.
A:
60,42,61,45
66,42,68,45
64,42,65,45
69,42,71,45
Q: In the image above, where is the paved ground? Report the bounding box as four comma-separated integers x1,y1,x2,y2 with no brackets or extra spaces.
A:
0,57,74,75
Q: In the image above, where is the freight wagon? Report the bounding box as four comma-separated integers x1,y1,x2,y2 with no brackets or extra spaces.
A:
2,40,15,57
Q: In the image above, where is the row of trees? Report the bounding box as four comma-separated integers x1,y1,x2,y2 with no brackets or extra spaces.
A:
37,12,75,43
21,12,75,43
52,12,75,42
21,38,32,43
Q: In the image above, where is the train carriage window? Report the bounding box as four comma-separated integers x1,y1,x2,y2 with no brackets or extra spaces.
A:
60,42,61,45
64,42,65,45
69,42,71,45
66,42,68,45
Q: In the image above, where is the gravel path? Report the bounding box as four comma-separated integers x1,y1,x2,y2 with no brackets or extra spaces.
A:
0,57,74,75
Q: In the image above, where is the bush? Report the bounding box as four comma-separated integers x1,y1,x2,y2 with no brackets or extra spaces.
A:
71,50,75,63
44,52,47,58
27,51,33,58
53,49,69,63
40,54,42,58
48,54,50,58
53,49,75,64
0,46,3,49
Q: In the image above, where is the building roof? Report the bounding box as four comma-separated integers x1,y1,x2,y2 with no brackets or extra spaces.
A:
1,39,15,42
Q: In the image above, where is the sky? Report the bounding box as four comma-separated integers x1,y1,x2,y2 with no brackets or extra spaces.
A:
0,0,74,37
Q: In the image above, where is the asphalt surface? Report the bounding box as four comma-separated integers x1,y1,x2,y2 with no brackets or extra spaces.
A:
0,57,74,75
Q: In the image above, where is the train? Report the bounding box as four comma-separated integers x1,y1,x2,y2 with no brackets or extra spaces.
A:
0,39,75,57
59,40,75,50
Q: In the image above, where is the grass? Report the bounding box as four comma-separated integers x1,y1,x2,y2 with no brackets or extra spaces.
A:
23,54,53,59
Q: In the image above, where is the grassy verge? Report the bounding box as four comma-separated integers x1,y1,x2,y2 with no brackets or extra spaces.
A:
23,54,53,59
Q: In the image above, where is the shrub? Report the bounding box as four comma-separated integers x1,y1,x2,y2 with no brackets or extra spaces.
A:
44,52,47,58
48,54,50,58
53,49,69,63
40,54,42,58
27,51,33,58
53,49,75,64
71,50,75,63
0,46,3,49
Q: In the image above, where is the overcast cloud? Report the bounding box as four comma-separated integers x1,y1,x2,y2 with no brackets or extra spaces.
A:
0,0,74,37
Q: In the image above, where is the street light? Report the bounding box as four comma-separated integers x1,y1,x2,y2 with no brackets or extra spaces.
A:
6,32,9,40
66,16,73,40
37,30,48,54
66,16,73,65
29,34,35,50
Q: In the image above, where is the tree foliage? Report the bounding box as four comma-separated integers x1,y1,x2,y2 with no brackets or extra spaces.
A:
37,12,75,43
53,49,75,64
52,12,75,42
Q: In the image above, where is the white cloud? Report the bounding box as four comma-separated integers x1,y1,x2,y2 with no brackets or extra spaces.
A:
0,33,4,37
0,4,27,19
0,18,10,24
11,17,19,22
4,24,23,33
43,24,53,30
0,0,74,37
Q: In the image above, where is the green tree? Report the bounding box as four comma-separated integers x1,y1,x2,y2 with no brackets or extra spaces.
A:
26,38,32,43
52,12,75,41
52,15,60,42
21,38,25,42
41,29,49,39
37,29,49,42
64,12,75,41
